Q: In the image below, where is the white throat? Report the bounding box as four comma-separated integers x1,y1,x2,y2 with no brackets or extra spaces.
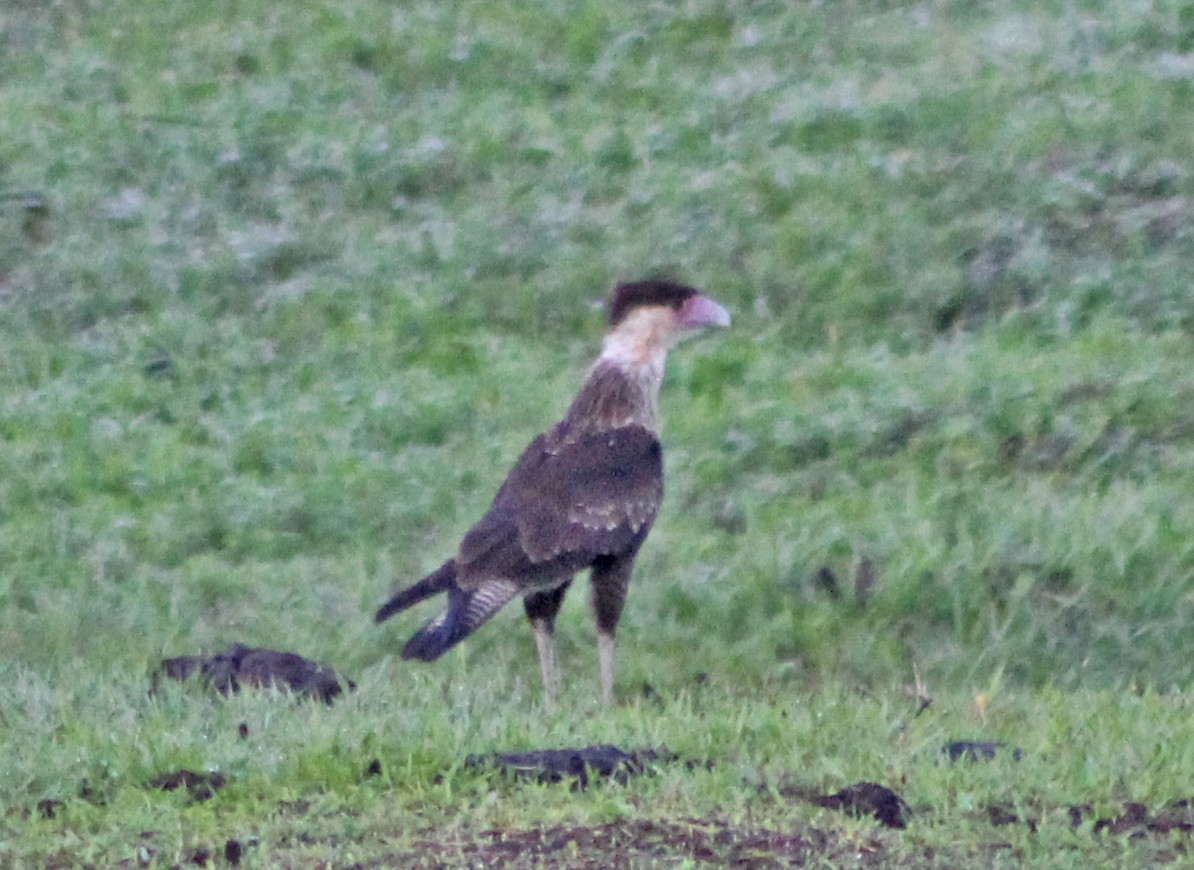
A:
598,307,678,376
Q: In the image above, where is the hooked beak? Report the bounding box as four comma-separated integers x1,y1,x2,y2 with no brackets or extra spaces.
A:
679,294,731,330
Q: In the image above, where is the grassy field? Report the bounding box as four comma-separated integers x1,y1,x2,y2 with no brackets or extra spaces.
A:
2,0,1194,865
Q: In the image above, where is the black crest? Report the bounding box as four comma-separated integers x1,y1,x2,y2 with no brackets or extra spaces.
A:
607,279,699,327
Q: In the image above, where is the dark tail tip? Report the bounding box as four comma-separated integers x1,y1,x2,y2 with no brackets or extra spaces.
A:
400,587,472,661
374,560,457,624
374,597,406,624
400,620,461,662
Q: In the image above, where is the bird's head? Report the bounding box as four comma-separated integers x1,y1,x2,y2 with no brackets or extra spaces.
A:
604,279,731,360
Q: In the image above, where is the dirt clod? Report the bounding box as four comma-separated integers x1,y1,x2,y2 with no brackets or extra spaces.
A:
775,778,910,829
464,745,678,788
944,740,1023,762
157,644,353,703
1082,798,1194,837
36,799,64,819
146,769,226,802
814,781,911,829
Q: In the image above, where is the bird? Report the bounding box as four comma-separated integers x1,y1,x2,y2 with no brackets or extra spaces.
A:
375,278,730,706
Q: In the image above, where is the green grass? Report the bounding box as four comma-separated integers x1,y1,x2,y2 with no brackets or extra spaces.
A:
2,0,1194,865
2,673,1190,866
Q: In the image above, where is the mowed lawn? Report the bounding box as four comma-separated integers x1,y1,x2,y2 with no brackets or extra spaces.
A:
2,1,1193,866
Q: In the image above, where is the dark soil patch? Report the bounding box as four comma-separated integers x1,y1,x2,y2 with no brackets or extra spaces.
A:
772,778,910,829
156,643,353,703
364,798,1192,869
813,782,911,829
980,798,1194,838
178,838,246,867
147,769,227,802
387,818,880,870
463,744,688,788
943,739,1022,762
36,798,65,819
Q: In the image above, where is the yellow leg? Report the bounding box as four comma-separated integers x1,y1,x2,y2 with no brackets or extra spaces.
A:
532,620,559,709
598,632,616,705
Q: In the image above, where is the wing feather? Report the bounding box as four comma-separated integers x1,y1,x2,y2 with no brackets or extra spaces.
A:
455,425,662,587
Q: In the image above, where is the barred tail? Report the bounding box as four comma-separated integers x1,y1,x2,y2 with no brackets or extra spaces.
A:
401,578,521,661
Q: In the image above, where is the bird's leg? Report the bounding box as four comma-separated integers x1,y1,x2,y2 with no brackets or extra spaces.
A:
597,631,616,706
532,619,560,709
590,555,633,706
524,582,571,709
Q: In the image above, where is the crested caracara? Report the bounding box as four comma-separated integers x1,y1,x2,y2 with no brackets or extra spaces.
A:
375,279,730,705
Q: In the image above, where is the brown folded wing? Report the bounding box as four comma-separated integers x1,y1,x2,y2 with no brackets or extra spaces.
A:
455,424,663,588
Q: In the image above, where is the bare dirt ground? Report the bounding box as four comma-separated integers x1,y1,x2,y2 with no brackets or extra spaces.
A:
196,804,1188,869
